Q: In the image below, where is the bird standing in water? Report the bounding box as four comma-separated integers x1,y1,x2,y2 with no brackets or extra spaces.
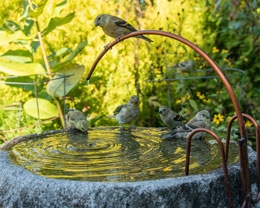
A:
113,95,140,130
94,14,152,42
159,106,185,130
65,109,88,133
161,110,210,140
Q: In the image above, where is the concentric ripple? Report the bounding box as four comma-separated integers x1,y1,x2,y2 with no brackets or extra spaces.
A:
10,127,239,182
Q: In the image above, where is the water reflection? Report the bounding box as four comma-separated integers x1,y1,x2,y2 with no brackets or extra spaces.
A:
9,127,238,182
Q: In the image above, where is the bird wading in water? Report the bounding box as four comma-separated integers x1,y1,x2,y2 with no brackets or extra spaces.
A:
65,109,88,133
160,110,210,140
113,95,140,130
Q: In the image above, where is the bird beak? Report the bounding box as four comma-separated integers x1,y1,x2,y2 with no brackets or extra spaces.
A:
94,20,99,27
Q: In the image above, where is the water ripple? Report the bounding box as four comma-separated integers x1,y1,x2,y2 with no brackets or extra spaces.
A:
10,127,238,182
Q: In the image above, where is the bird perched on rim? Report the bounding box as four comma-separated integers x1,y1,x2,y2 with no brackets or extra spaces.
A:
159,106,185,130
113,95,140,129
65,109,88,133
160,110,210,140
94,14,152,42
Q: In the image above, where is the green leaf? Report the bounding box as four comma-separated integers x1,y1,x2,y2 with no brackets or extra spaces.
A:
23,19,35,36
66,40,88,61
42,13,75,36
48,47,72,60
189,99,198,112
0,30,31,46
2,20,21,33
1,50,32,63
54,0,68,16
5,76,36,92
24,98,59,120
46,63,85,97
0,60,46,76
29,0,48,19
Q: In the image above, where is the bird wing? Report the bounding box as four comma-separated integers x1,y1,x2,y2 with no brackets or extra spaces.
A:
112,17,137,32
113,104,126,116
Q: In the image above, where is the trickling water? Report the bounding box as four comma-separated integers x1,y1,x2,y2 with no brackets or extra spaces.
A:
9,127,238,182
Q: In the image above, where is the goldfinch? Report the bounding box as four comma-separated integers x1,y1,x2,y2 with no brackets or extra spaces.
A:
65,109,88,133
94,14,152,42
161,110,210,140
159,106,185,130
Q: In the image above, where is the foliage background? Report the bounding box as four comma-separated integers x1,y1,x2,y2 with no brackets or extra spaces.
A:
0,0,259,143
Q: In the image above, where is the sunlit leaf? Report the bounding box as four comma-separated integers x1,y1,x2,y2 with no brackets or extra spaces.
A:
2,20,21,33
1,50,32,63
29,0,48,19
54,0,68,16
46,63,85,97
42,13,75,36
24,98,59,119
0,60,46,76
0,30,31,46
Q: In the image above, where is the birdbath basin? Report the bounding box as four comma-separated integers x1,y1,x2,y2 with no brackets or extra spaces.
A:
0,127,257,207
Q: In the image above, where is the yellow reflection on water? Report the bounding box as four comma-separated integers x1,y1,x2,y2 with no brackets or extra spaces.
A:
9,127,239,182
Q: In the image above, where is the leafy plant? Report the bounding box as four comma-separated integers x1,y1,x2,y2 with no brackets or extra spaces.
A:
0,0,88,140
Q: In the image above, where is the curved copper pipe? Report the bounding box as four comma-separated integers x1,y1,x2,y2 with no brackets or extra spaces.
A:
227,113,260,203
86,30,246,137
86,30,250,206
185,128,234,208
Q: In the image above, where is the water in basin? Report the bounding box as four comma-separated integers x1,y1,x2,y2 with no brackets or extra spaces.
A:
9,127,238,182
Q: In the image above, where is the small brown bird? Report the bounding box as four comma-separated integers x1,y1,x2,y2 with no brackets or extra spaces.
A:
113,95,140,129
161,110,210,140
65,109,88,133
159,106,185,130
94,14,152,42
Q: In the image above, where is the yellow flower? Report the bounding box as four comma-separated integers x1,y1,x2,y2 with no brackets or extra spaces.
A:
176,99,182,104
212,47,219,53
196,91,205,100
203,98,211,103
213,113,224,125
221,49,228,54
245,120,252,127
185,93,191,100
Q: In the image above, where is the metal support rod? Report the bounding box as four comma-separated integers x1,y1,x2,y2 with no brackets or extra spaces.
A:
86,30,251,207
226,113,260,204
185,128,234,208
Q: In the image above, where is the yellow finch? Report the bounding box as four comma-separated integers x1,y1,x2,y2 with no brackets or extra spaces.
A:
161,110,210,140
113,95,140,129
94,14,152,42
65,109,88,133
159,106,185,130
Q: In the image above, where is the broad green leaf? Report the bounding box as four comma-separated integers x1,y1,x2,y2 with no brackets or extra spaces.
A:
46,63,84,97
42,13,75,36
1,50,32,63
0,60,46,76
0,30,31,46
24,98,59,120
